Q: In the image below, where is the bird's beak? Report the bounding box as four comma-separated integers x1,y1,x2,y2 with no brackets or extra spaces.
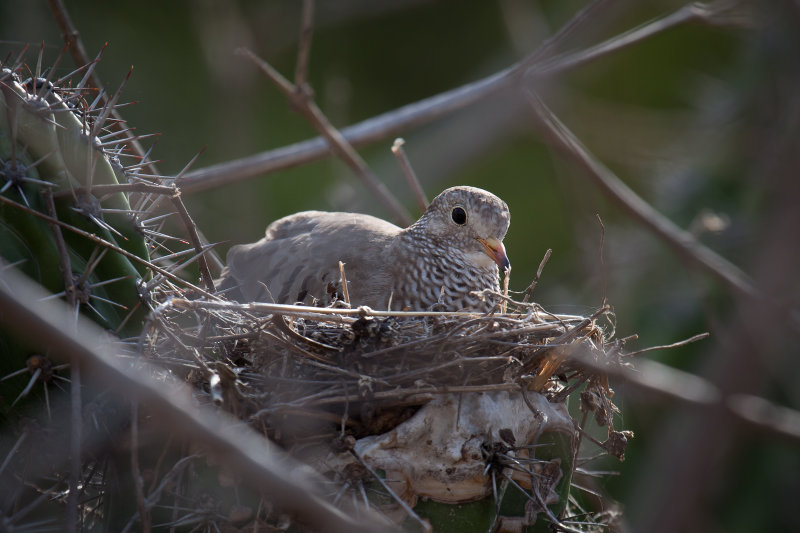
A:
477,237,511,274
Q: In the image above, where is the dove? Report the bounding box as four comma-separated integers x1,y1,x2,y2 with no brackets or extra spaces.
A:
217,186,510,311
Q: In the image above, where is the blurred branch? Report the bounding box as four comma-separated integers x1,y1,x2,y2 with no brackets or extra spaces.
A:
0,265,391,533
577,345,800,446
177,1,732,194
528,2,733,77
524,90,762,302
237,34,414,225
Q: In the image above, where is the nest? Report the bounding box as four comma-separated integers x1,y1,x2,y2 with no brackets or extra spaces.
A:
138,288,633,533
144,292,625,445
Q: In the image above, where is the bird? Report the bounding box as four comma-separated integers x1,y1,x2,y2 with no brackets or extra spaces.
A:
216,186,510,312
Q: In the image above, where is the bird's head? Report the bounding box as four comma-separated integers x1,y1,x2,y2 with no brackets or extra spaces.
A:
413,186,511,273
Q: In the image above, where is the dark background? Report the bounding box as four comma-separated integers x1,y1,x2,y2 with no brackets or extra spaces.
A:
2,1,799,531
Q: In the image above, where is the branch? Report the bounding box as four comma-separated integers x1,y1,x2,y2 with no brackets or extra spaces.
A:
236,47,413,226
524,90,761,302
0,265,392,533
177,2,728,194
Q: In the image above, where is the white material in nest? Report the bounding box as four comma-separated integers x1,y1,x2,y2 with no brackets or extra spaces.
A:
354,390,574,506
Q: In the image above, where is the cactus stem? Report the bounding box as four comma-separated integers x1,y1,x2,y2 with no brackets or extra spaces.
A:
0,193,215,297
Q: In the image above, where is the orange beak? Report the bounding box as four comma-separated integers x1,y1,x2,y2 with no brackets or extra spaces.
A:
477,237,510,273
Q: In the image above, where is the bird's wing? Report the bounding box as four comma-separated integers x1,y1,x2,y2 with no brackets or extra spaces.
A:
220,211,399,307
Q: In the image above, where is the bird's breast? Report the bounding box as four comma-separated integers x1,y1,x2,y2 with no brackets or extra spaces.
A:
390,251,500,311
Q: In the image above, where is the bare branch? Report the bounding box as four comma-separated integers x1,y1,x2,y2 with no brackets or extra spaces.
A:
524,90,761,303
391,138,428,212
294,0,315,89
0,265,393,533
237,47,413,226
178,2,729,194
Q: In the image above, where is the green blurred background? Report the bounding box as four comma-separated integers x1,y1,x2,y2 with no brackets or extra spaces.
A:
2,0,799,531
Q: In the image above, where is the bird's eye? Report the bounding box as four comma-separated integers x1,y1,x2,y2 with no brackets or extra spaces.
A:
451,206,467,225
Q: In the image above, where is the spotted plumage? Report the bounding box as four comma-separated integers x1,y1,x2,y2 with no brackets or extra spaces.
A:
217,186,511,311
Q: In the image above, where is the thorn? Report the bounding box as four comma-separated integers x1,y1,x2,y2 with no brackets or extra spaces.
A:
11,367,41,407
77,43,107,91
37,42,70,100
83,301,108,323
89,294,128,310
0,367,30,383
79,246,109,285
34,41,45,81
174,147,206,181
88,214,124,239
91,66,133,137
99,126,136,141
87,275,129,289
